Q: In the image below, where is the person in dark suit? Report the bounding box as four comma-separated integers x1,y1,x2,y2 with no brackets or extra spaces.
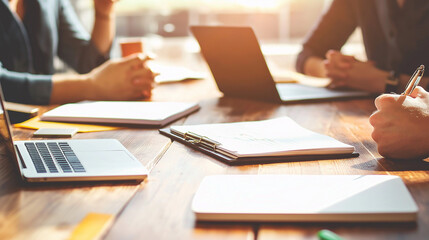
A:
0,0,155,104
296,0,429,94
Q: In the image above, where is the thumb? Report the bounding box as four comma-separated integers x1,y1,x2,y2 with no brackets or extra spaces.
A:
120,53,151,66
340,54,355,62
410,86,427,98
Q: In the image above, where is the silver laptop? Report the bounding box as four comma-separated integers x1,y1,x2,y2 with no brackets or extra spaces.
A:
191,26,371,103
0,87,148,182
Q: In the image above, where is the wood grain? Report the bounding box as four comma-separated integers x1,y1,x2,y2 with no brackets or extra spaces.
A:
1,39,429,239
257,100,429,240
0,113,174,240
105,98,271,240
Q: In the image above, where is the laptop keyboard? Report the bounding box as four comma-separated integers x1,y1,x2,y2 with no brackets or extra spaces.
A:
24,142,86,173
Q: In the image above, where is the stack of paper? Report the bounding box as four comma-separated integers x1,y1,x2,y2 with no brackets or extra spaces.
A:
168,117,354,159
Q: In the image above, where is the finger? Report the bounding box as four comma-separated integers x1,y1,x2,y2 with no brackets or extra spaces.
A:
374,94,402,110
153,72,161,78
374,94,391,110
335,81,347,88
129,67,156,82
374,95,384,110
121,53,151,67
323,61,348,79
327,80,347,89
142,90,152,99
326,50,354,66
335,54,355,69
339,54,355,62
140,83,154,98
371,128,382,143
129,88,147,100
328,84,349,90
325,49,340,59
410,86,426,98
131,57,156,70
145,52,157,60
330,77,347,86
369,110,394,130
326,69,348,79
132,79,155,91
132,78,150,85
335,59,353,69
368,111,380,127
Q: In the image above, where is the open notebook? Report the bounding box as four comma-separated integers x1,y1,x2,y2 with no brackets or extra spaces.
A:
160,117,357,164
41,101,200,127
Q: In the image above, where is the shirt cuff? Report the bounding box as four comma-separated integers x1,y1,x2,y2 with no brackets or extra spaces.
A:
296,48,317,74
26,73,52,105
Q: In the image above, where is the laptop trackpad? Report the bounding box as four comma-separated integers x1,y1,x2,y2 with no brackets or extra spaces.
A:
76,150,143,174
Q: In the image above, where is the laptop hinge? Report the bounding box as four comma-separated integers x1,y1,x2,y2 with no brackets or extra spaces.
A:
14,145,27,168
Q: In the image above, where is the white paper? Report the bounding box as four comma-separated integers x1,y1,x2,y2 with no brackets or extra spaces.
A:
171,117,354,157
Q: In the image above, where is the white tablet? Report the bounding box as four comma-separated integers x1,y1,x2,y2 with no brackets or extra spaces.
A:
192,175,418,222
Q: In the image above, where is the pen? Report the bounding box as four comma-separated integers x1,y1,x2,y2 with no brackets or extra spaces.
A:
402,65,425,96
318,229,344,240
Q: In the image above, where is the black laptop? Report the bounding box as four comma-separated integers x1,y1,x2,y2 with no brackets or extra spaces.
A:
191,26,371,103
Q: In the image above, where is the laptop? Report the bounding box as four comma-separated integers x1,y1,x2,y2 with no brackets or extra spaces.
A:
191,26,371,103
0,86,148,182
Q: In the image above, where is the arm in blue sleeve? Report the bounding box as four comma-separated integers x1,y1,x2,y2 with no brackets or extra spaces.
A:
56,0,110,74
296,0,357,73
0,62,52,105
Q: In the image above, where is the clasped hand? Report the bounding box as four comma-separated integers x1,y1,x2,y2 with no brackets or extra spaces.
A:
324,50,386,93
86,53,156,100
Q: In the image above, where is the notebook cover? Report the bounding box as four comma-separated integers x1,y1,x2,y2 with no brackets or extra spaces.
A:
192,175,418,222
159,128,358,165
41,102,200,127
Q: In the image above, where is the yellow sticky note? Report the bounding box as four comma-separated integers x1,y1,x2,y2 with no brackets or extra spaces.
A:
69,213,113,240
14,117,120,133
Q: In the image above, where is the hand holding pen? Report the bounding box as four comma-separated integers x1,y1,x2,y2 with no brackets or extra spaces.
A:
369,64,429,159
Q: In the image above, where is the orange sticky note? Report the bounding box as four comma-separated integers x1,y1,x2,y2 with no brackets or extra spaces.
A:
14,116,120,133
69,213,113,240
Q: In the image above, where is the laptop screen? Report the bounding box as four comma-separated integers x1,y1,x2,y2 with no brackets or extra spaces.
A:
0,87,18,158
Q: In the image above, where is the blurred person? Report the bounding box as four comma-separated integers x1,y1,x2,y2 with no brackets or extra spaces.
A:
369,86,429,160
0,0,155,105
296,0,429,94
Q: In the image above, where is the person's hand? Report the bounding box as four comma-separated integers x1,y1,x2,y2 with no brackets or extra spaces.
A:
324,50,387,93
369,86,429,160
93,0,118,18
336,59,387,93
323,50,355,88
85,53,156,100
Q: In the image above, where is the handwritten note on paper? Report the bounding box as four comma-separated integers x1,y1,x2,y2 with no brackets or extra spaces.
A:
171,117,354,157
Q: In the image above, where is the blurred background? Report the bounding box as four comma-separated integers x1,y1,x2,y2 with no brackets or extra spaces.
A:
73,0,333,40
70,0,365,69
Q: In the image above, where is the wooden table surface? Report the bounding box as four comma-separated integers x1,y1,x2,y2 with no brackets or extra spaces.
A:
1,39,429,240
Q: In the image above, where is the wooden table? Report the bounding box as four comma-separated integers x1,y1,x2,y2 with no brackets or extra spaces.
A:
1,39,429,240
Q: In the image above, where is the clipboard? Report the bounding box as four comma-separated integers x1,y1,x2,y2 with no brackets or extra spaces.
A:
159,128,359,165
